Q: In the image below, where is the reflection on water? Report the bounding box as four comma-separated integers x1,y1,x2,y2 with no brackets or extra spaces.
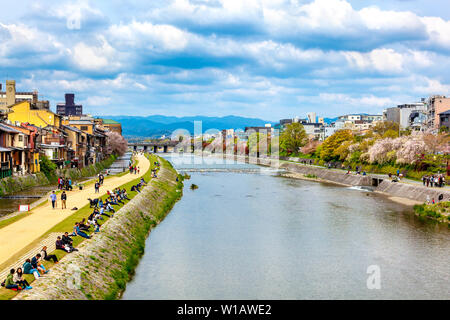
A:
123,154,450,300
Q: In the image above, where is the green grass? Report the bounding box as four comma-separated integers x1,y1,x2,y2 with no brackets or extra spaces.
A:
0,154,159,300
413,202,450,223
103,159,183,299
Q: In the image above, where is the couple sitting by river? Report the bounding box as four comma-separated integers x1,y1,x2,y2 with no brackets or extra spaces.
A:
2,246,58,291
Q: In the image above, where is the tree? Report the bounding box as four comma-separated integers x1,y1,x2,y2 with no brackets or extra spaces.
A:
382,129,399,139
439,126,449,134
333,140,353,161
39,155,57,179
105,131,128,156
396,135,430,164
280,123,308,154
247,132,270,155
319,129,353,161
371,121,399,137
300,139,322,155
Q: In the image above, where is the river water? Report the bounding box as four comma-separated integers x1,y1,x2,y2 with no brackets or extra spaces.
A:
123,154,450,300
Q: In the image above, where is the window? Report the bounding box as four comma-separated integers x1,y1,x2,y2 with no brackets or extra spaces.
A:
80,126,88,131
18,135,23,142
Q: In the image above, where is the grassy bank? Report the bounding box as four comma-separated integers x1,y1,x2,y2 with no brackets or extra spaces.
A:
105,157,183,300
413,202,450,224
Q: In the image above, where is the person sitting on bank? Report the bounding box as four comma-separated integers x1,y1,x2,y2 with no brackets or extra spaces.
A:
99,205,111,217
74,222,91,239
41,246,58,263
78,218,90,231
4,269,20,290
104,202,115,213
56,236,67,252
107,195,119,205
23,259,40,279
131,184,141,192
14,268,32,290
32,254,48,274
61,233,78,252
122,189,130,200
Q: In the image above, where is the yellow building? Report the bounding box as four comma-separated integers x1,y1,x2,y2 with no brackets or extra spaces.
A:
62,119,94,134
8,101,61,128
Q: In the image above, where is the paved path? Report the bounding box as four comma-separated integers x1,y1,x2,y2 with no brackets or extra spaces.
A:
0,154,150,267
280,159,450,189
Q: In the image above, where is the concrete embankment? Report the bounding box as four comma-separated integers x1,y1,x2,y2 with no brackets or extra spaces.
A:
213,153,450,204
0,156,117,197
0,173,49,197
279,161,450,203
15,157,183,300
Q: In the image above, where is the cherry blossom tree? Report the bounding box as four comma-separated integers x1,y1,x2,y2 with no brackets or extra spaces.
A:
105,131,128,156
396,135,430,164
301,139,322,155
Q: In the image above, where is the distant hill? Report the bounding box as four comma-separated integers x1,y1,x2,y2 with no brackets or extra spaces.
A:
323,117,339,124
106,115,275,138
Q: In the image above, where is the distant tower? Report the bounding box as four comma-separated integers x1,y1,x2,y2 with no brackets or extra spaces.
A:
6,80,16,107
307,112,316,123
56,93,83,116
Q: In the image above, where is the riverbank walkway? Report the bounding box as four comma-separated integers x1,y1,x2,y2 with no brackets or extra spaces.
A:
279,159,450,189
0,153,150,268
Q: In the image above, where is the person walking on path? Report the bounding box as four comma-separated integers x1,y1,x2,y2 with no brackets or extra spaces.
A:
137,166,140,174
61,191,67,209
94,181,100,193
50,191,57,209
134,166,137,174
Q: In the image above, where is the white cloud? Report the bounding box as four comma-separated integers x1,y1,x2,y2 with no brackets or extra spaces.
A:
0,22,64,58
421,16,450,50
343,48,404,73
413,78,450,95
319,93,394,107
85,96,112,106
108,21,189,51
72,36,120,71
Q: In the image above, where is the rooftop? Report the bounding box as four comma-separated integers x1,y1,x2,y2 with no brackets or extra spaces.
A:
101,119,120,125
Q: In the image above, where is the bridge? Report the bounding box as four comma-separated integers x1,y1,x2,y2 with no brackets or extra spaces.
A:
128,141,179,153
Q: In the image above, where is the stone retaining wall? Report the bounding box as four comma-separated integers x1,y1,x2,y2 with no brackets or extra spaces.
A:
0,173,49,196
211,153,449,203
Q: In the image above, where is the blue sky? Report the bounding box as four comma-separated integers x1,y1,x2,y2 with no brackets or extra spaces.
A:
0,0,449,121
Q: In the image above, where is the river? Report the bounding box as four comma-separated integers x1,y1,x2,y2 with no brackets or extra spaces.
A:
123,154,450,300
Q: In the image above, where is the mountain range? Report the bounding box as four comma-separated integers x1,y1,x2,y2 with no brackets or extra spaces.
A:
105,115,340,138
106,115,275,138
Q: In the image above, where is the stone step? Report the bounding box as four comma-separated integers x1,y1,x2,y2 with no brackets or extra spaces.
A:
0,233,60,282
